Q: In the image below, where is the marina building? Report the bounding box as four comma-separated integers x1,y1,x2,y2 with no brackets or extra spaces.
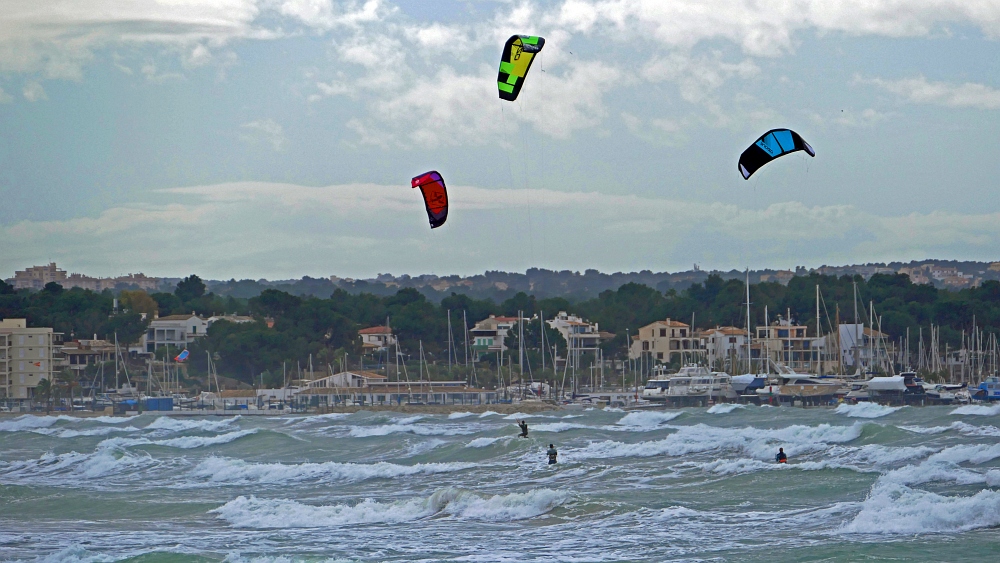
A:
296,370,496,405
0,319,61,400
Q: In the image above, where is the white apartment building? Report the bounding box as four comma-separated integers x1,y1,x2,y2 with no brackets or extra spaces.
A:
141,314,208,354
1,319,60,400
701,326,749,369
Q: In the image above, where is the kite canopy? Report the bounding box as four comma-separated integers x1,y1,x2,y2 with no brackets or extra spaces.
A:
497,35,545,101
411,171,449,229
738,129,815,180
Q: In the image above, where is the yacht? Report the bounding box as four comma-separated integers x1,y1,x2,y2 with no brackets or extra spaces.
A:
757,373,848,405
663,365,735,406
970,376,1000,401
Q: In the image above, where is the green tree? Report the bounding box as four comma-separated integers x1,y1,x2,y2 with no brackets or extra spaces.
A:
175,275,207,302
35,378,53,413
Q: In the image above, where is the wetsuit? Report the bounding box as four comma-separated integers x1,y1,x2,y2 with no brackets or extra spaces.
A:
518,421,528,438
776,451,787,464
547,447,558,464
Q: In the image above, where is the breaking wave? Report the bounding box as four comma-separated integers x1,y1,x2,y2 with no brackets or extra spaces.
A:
570,422,867,461
706,404,746,414
834,403,902,418
212,488,569,528
951,403,1000,416
615,410,683,429
189,457,474,485
143,416,239,433
97,429,258,450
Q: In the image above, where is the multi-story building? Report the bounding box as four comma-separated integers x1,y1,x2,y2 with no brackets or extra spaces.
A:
141,314,208,354
547,311,612,368
358,326,397,353
6,263,159,291
701,326,749,370
839,323,891,372
629,319,704,364
756,318,821,371
61,339,116,376
470,315,520,359
0,319,61,400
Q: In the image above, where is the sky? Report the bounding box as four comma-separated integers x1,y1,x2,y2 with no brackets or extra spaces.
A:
1,0,999,280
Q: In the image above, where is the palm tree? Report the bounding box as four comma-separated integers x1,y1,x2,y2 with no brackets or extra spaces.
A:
55,370,79,412
35,378,52,414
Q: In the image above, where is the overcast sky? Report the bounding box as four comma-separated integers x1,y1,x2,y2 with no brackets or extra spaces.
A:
1,0,999,280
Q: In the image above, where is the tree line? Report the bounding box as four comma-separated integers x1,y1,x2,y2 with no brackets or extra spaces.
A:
4,272,1000,389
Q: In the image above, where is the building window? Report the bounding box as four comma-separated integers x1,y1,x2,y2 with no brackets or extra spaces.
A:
642,341,650,351
778,329,789,338
659,328,666,337
680,329,687,337
657,352,663,360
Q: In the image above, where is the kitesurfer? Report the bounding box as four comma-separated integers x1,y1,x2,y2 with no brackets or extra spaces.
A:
547,444,558,465
517,419,529,438
775,448,787,464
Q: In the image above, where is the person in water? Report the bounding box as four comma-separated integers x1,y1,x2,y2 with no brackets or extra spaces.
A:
776,447,787,464
547,444,558,465
517,419,528,438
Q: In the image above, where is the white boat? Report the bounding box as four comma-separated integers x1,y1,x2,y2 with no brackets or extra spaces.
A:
662,365,735,405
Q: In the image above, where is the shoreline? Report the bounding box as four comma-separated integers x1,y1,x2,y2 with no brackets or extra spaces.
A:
0,401,560,418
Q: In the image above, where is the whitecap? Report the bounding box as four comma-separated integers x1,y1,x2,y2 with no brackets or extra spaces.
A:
842,485,1000,534
834,403,902,418
143,416,239,433
212,488,568,528
951,403,1000,416
466,437,503,448
615,410,682,429
189,457,473,485
570,422,867,461
706,404,745,414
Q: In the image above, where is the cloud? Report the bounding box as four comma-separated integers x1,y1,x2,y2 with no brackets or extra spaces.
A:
549,0,1000,56
22,81,46,101
862,75,1000,110
241,119,287,151
4,181,1000,279
0,0,266,79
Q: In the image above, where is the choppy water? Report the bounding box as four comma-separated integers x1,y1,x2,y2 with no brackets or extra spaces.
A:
2,403,1000,562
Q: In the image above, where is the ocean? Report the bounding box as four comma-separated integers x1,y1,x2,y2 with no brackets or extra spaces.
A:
2,403,1000,562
